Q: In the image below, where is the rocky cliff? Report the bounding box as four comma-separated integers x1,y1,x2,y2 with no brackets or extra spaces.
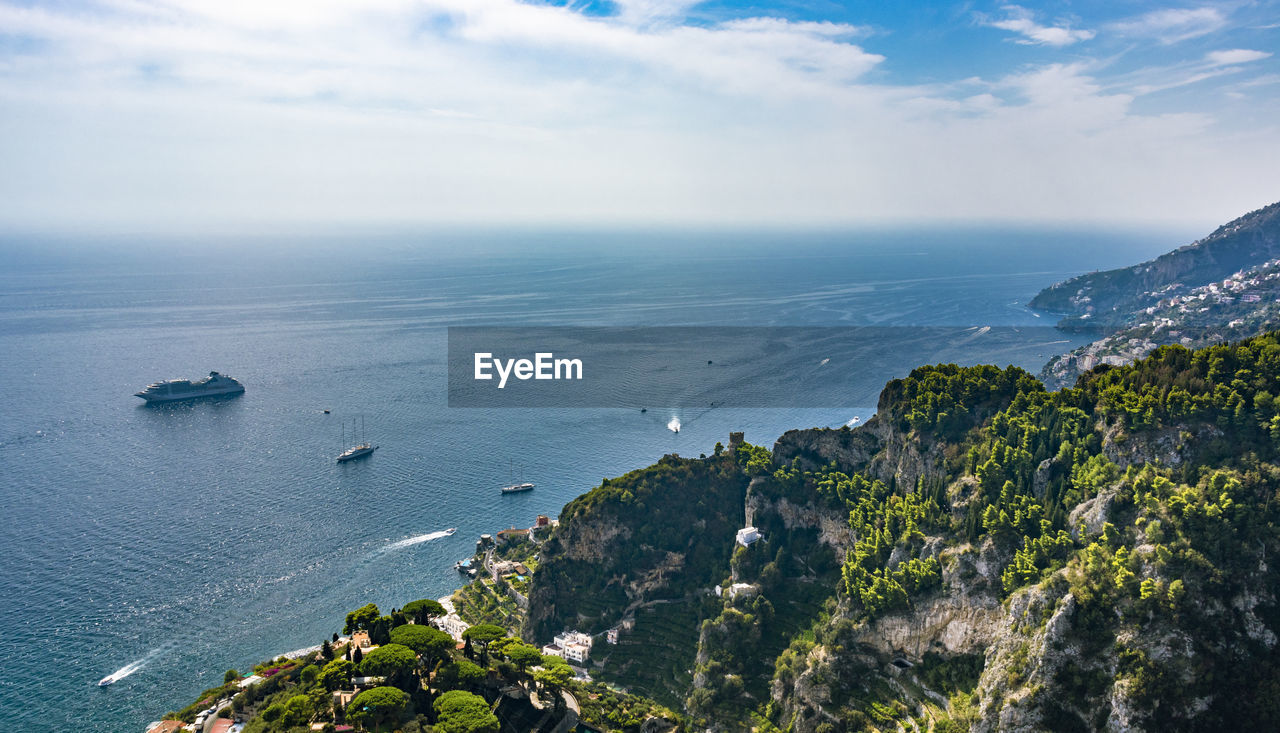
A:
523,336,1280,732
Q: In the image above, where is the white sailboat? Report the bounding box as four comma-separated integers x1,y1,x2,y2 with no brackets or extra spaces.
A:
337,416,378,463
500,459,534,494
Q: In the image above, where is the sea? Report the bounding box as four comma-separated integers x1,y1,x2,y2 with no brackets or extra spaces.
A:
0,227,1181,731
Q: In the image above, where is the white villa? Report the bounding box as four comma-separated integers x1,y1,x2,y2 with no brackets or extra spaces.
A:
543,630,593,664
437,613,470,642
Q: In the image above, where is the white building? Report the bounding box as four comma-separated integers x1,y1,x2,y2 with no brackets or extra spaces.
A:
437,613,470,642
555,631,592,650
543,630,593,664
562,641,590,664
716,582,759,599
736,526,761,547
542,641,591,664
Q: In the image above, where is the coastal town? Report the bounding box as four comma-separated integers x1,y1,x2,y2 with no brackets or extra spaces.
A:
1042,257,1280,387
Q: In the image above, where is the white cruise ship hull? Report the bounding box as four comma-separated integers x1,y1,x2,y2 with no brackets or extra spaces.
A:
135,385,245,403
135,371,245,403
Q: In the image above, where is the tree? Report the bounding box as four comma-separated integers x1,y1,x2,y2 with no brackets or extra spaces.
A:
359,643,417,681
283,693,313,727
321,639,334,660
390,624,455,666
402,598,446,625
461,625,506,664
345,603,381,634
433,690,499,733
353,646,363,665
260,703,285,722
436,659,486,691
223,669,239,684
347,686,408,732
318,659,356,691
504,642,542,673
370,615,394,646
533,657,571,700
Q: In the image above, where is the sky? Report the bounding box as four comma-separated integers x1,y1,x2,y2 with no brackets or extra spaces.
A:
0,0,1278,233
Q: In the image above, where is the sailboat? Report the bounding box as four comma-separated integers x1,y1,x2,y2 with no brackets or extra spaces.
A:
337,416,378,463
500,459,534,494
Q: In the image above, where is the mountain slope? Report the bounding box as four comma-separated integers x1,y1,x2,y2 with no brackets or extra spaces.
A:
524,335,1280,732
1030,201,1280,327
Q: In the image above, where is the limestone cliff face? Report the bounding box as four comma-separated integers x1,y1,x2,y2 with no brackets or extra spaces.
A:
770,538,1010,733
773,410,943,492
523,452,749,642
773,421,881,475
972,578,1261,732
1100,420,1223,470
856,542,1007,660
744,485,855,556
558,511,633,563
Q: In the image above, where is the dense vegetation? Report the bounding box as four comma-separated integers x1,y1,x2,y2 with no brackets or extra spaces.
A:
527,334,1280,731
759,336,1280,730
527,450,749,644
157,598,590,733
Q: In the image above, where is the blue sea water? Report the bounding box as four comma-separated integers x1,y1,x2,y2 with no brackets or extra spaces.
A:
0,227,1179,732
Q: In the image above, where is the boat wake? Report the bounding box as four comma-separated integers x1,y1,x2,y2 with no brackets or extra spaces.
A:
667,417,681,433
383,529,455,552
98,656,149,687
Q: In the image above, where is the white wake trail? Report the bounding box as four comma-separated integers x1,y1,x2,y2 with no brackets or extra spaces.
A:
98,654,152,686
385,529,453,551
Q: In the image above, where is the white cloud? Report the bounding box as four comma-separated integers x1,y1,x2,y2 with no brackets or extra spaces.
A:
1112,49,1274,97
0,0,1275,231
611,0,704,26
988,5,1095,47
1206,49,1273,67
1107,7,1227,44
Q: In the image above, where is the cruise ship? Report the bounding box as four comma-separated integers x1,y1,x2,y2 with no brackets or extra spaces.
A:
134,371,245,403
